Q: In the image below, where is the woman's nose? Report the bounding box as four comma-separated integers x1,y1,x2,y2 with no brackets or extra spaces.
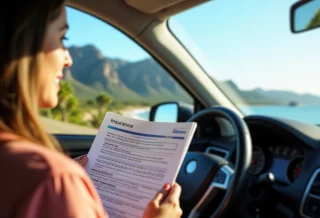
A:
64,49,73,68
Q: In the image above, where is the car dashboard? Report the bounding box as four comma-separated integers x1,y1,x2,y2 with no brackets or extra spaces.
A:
189,114,320,217
250,144,304,185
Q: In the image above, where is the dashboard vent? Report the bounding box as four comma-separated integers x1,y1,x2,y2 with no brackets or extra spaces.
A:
205,147,229,159
301,169,320,217
310,174,320,196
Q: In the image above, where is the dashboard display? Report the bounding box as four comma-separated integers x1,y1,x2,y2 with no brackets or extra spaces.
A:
248,146,266,175
268,146,302,159
248,144,304,184
267,145,304,184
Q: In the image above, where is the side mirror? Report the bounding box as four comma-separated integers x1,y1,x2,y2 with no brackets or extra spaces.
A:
149,102,193,122
290,0,320,33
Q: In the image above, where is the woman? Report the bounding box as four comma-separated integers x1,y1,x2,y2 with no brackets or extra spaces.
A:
0,1,182,218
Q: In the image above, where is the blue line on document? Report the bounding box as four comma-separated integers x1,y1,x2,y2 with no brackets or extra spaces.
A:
107,125,185,140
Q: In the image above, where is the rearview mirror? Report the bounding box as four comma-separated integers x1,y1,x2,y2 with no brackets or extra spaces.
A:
291,0,320,33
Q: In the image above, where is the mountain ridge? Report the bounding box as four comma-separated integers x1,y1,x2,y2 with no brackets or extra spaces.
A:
64,44,320,105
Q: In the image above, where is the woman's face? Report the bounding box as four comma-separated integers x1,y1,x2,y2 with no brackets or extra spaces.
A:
38,6,72,108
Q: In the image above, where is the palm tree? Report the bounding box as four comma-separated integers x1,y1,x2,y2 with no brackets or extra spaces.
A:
96,93,112,116
66,97,79,121
58,81,74,121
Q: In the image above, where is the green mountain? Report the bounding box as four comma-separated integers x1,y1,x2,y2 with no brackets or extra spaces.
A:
66,45,142,101
65,45,320,105
117,59,192,102
217,80,278,105
64,69,99,101
217,81,320,105
66,45,191,103
254,88,320,105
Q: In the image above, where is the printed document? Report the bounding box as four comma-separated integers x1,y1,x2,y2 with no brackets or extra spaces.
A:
85,112,197,218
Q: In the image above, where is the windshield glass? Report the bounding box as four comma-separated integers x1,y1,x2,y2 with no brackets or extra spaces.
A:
169,0,320,124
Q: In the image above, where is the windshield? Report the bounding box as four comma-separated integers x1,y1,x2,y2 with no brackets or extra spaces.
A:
169,0,320,124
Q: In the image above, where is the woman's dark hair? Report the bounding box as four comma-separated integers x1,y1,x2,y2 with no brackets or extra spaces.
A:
0,0,65,151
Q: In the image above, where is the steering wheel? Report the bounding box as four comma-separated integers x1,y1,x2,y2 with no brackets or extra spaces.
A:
176,106,252,218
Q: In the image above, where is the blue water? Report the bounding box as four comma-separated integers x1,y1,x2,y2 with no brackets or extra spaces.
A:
136,111,150,121
136,105,320,125
241,105,320,124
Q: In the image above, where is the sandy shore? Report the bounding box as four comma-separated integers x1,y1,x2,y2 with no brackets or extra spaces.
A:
117,106,150,120
41,106,151,135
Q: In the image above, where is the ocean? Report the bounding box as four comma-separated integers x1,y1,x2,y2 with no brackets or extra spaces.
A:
135,105,320,125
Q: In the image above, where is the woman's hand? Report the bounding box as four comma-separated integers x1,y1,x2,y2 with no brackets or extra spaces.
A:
73,154,88,167
143,183,183,218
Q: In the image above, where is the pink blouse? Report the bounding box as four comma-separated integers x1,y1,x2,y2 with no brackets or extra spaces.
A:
0,133,107,218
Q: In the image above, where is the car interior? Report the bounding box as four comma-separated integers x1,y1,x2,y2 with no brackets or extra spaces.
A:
52,0,320,217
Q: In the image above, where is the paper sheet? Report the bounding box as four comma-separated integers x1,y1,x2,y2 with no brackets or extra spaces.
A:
85,112,196,218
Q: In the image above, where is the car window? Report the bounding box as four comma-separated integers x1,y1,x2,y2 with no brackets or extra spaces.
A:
40,7,193,135
169,0,320,125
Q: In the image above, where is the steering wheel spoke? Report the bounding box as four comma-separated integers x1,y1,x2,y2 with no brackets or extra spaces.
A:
212,165,234,190
188,165,234,218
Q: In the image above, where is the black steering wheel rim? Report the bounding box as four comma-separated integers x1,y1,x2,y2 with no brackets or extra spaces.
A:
182,106,252,217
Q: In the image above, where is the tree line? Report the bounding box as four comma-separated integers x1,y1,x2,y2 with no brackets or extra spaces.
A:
40,81,113,128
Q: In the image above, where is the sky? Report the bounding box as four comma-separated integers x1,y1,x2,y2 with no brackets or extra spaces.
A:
65,0,320,95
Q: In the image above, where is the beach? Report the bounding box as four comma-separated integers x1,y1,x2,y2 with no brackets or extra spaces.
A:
41,106,151,135
118,106,150,120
